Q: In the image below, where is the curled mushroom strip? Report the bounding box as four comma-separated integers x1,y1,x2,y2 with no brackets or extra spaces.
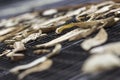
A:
18,59,53,80
81,28,108,51
10,44,61,74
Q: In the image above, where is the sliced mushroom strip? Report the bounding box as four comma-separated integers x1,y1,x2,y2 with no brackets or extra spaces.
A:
21,31,47,44
31,17,71,32
11,53,25,61
6,32,47,56
10,44,61,74
102,8,120,17
55,21,99,34
42,9,58,16
12,29,39,41
94,5,113,14
32,7,86,31
87,5,113,21
5,30,46,45
56,17,117,34
90,42,120,56
18,59,53,80
68,27,96,41
0,50,11,57
33,49,50,54
0,12,38,28
82,54,120,73
81,28,108,51
76,1,115,20
14,12,38,22
0,25,29,42
0,27,16,36
0,19,18,28
35,28,94,48
4,31,47,59
96,1,115,8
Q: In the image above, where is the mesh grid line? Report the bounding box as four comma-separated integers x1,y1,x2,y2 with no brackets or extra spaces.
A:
0,0,120,80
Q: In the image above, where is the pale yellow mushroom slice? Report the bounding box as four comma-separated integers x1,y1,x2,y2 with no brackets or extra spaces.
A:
90,42,120,56
82,54,120,73
55,21,100,34
81,28,108,50
18,59,53,80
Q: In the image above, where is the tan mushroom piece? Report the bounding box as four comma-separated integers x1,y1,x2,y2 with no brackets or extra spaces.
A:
18,59,53,80
81,28,108,50
10,44,61,74
90,42,120,56
82,54,120,73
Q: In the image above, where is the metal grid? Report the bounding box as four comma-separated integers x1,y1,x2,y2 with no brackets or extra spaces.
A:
0,0,120,80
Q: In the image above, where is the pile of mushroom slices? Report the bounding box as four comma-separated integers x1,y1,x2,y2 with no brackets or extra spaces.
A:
0,0,119,79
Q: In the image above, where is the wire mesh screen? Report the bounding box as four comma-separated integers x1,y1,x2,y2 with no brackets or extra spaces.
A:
0,0,120,80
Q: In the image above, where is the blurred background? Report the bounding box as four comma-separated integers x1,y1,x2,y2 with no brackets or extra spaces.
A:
0,0,105,18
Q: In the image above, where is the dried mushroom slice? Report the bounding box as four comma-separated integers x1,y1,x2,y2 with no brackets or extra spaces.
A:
56,16,118,34
0,24,29,42
90,42,120,56
33,49,50,54
82,54,120,73
0,27,16,36
35,28,92,48
18,59,53,80
81,28,108,50
10,44,61,74
6,41,26,58
32,7,86,31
